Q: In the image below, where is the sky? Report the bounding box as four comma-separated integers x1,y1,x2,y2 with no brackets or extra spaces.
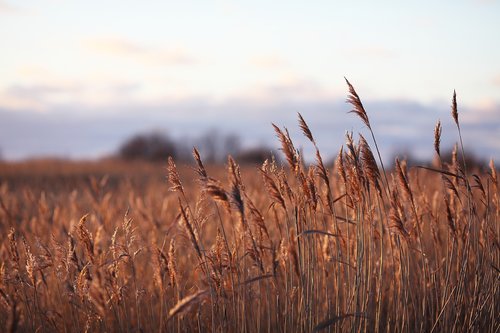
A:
0,0,499,162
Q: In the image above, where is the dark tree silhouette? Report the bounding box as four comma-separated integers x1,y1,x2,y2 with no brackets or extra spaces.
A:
117,129,278,165
438,148,486,172
119,133,177,162
236,147,278,164
195,130,242,163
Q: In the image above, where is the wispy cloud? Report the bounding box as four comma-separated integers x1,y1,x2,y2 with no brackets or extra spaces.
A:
0,0,19,13
241,76,338,103
1,96,498,161
249,54,287,69
0,83,84,111
84,37,196,66
492,74,500,86
6,83,83,98
460,101,500,125
0,80,143,111
16,65,53,79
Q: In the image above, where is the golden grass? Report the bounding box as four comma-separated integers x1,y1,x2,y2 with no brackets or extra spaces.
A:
0,82,498,332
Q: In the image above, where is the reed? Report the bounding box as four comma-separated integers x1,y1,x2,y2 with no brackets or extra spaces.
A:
0,81,497,332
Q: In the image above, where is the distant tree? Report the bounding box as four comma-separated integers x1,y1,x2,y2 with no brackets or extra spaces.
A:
195,130,242,163
391,147,486,172
118,129,250,164
236,147,278,164
439,148,486,172
118,132,177,161
223,134,241,158
390,150,426,168
196,129,219,163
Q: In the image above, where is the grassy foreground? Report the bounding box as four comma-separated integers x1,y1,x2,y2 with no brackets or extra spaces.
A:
0,82,498,332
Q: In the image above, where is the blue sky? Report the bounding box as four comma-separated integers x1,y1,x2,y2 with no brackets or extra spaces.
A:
0,0,499,161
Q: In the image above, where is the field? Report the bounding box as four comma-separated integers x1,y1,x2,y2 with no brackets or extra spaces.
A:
0,84,498,332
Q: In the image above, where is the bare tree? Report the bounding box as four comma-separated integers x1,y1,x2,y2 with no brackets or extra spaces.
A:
119,132,177,162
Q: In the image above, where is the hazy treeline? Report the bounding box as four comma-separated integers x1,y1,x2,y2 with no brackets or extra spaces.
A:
117,129,488,171
117,130,279,164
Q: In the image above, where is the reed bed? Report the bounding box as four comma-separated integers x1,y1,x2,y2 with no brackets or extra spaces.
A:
0,81,498,332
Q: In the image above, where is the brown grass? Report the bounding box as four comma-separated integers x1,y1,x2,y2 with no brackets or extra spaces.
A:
0,82,498,332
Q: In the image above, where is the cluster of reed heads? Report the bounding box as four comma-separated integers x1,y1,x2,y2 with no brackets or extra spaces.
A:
0,79,498,332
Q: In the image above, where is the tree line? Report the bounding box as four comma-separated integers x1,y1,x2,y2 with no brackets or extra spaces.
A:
117,130,279,164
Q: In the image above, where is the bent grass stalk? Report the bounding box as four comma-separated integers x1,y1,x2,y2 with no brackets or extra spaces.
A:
0,81,496,332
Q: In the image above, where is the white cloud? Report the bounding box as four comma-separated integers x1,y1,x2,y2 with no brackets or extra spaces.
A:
0,1,18,12
249,54,287,69
84,37,196,66
0,79,144,111
1,95,498,162
492,74,500,86
236,74,341,104
460,101,500,125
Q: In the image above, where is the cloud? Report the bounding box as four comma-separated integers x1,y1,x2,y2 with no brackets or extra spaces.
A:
240,76,340,104
6,83,83,98
16,65,53,79
0,1,19,13
84,37,196,66
0,96,498,162
0,84,78,111
0,83,83,111
0,80,144,111
459,99,500,126
492,74,500,86
0,0,34,14
249,55,288,69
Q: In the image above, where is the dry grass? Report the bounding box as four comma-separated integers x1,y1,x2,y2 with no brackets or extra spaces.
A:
0,82,498,332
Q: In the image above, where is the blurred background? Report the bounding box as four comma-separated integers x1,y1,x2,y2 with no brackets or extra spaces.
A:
0,0,499,164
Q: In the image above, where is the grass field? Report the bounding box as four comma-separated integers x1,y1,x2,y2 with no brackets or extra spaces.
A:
0,82,498,332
